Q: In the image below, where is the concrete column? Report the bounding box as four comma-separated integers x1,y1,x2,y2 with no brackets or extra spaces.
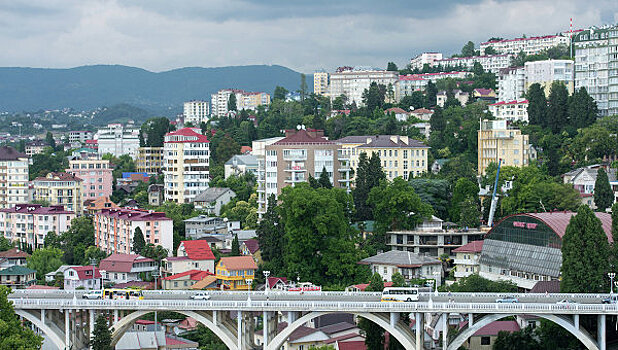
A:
390,312,400,328
574,314,579,330
442,313,448,350
237,312,242,350
213,310,218,327
598,314,606,350
90,310,95,340
287,311,298,324
113,310,118,325
263,311,269,347
468,313,474,327
415,312,422,350
65,310,70,350
41,309,45,324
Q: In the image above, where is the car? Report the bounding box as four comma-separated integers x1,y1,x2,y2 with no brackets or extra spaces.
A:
82,290,103,300
190,292,211,300
495,296,519,303
602,295,618,304
557,299,578,305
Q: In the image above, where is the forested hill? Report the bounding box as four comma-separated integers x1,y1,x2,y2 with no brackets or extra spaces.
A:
0,64,304,114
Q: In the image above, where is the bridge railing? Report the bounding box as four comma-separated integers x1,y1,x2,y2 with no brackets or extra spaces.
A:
422,292,610,300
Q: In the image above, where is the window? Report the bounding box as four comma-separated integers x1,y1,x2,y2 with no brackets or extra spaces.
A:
481,337,491,345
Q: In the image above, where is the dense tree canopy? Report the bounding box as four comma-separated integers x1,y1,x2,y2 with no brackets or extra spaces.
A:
0,285,42,348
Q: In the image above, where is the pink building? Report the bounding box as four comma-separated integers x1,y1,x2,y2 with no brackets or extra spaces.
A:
94,208,173,256
66,158,113,203
0,204,75,250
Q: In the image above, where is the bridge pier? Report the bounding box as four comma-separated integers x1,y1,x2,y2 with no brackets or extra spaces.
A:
237,311,242,350
574,314,579,330
415,312,423,350
64,310,70,350
390,312,400,328
598,314,606,350
442,313,448,350
468,313,473,327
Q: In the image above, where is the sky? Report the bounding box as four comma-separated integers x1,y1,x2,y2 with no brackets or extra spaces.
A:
0,0,617,73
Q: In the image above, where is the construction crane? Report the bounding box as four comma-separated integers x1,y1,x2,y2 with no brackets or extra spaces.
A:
487,159,502,227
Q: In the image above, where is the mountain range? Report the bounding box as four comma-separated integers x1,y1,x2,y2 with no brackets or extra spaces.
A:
0,64,305,115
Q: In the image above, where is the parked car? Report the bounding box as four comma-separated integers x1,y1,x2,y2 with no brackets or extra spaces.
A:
190,292,211,300
495,296,519,303
602,295,618,304
82,290,103,300
556,299,578,305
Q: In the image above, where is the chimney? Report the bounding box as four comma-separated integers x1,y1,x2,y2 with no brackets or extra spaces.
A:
284,129,297,137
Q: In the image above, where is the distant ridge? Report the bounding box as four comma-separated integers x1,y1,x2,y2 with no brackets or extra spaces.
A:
0,64,305,114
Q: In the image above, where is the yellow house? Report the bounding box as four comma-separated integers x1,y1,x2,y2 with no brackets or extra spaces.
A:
336,135,429,181
136,147,164,174
33,172,83,213
477,120,535,175
216,256,257,290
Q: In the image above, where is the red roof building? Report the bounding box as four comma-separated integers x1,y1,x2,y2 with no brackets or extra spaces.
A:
162,240,216,277
161,269,214,290
99,253,158,284
164,128,210,143
452,240,484,253
64,266,102,291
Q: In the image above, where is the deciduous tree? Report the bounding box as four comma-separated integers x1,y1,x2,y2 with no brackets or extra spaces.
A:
26,247,63,283
0,285,42,348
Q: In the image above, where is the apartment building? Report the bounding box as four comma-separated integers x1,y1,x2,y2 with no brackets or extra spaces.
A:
66,158,113,202
68,131,93,144
25,141,47,157
433,54,514,74
94,123,140,158
497,67,526,102
183,100,210,126
336,135,429,181
397,72,469,100
210,89,271,117
253,137,284,217
478,120,535,175
480,35,570,56
488,100,529,123
136,147,164,174
163,128,210,204
0,204,75,250
262,129,351,208
313,71,330,96
328,67,398,106
409,52,444,70
573,26,618,116
0,146,29,209
525,59,575,95
94,208,173,255
33,172,83,213
437,90,470,107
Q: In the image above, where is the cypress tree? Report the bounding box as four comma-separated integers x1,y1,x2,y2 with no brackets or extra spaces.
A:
132,227,145,255
231,234,240,256
561,205,610,293
594,168,613,212
90,314,113,350
318,167,333,189
425,81,438,108
526,83,546,126
359,273,385,349
546,81,569,133
256,195,285,273
353,152,385,221
568,87,598,130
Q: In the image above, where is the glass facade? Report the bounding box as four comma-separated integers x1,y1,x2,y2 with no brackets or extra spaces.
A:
485,215,562,249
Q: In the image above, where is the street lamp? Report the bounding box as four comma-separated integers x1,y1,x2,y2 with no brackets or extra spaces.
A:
90,258,98,290
152,270,160,332
263,270,271,295
246,278,253,305
609,273,616,294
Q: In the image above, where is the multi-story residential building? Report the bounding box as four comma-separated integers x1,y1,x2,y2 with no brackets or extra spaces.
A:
162,240,216,277
488,100,529,123
184,216,227,240
313,71,330,96
0,204,75,250
192,188,236,215
253,137,285,217
0,265,36,289
94,208,173,255
162,270,214,290
336,135,429,181
328,67,398,106
359,250,443,285
397,72,469,100
452,240,484,280
562,165,616,209
497,67,526,102
33,172,83,213
436,90,470,107
573,26,618,116
136,147,164,174
480,35,570,56
68,131,93,144
478,120,535,175
63,265,101,291
0,146,30,209
0,248,29,269
210,89,271,117
262,129,351,209
433,54,514,74
94,123,140,158
163,128,210,204
387,216,484,258
99,253,158,285
224,154,258,179
183,100,210,126
409,52,444,70
147,184,164,207
66,158,113,202
25,140,47,157
525,59,575,95
216,256,257,290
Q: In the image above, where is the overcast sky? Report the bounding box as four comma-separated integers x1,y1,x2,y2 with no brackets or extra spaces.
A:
1,0,617,73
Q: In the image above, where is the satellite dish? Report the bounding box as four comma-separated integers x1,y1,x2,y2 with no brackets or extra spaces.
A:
297,125,301,130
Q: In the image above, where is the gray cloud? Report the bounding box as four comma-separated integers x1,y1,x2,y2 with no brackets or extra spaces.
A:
0,0,615,73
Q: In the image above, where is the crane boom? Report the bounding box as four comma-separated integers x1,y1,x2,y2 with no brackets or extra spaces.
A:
487,159,502,227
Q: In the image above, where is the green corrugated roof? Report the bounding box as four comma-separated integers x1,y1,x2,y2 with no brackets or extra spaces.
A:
0,265,36,276
351,220,375,232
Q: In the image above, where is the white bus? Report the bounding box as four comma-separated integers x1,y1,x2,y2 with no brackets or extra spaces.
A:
381,287,431,302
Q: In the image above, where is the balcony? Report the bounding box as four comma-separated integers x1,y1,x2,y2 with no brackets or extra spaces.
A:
337,150,350,161
284,177,306,183
284,166,307,172
283,150,307,161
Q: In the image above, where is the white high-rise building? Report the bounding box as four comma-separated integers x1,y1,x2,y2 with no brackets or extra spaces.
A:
409,52,444,70
210,89,271,117
497,67,526,102
524,59,575,96
573,26,618,116
480,35,570,56
253,136,284,218
0,146,29,209
94,123,140,159
328,67,398,106
183,101,210,126
433,54,514,74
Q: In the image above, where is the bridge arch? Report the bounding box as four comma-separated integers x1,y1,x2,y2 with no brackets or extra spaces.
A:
267,311,416,350
447,313,599,350
15,310,65,350
111,310,238,350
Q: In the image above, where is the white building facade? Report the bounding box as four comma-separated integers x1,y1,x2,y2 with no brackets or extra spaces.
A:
95,123,140,159
433,54,514,74
0,204,75,250
525,59,575,95
0,147,29,209
480,35,570,56
497,67,526,102
328,67,398,106
210,89,271,117
488,100,529,123
409,52,444,70
183,101,210,126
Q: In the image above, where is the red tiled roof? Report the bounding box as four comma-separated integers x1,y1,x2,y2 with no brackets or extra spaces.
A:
97,208,172,222
99,253,154,273
273,129,333,145
240,146,252,154
180,240,215,260
337,341,367,350
0,204,74,215
350,282,393,291
162,270,213,281
35,172,82,182
218,256,257,271
0,146,27,161
242,239,260,254
165,128,210,143
166,337,194,346
411,108,433,114
70,266,102,280
385,107,409,114
26,285,59,290
452,240,484,253
0,248,30,259
489,100,528,106
473,320,520,336
267,277,288,288
474,88,495,96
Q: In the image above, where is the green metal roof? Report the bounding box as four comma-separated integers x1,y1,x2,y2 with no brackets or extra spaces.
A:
0,265,36,276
